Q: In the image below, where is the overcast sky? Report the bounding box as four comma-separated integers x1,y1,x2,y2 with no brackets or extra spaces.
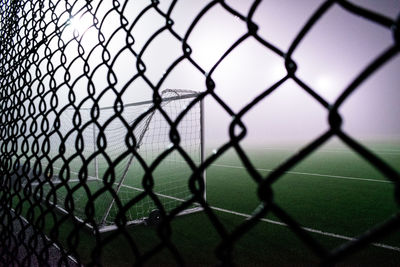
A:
31,0,400,146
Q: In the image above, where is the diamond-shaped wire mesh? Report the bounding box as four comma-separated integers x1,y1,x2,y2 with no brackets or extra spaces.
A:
1,0,400,266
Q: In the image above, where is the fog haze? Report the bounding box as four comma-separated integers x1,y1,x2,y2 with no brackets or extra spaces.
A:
29,0,400,147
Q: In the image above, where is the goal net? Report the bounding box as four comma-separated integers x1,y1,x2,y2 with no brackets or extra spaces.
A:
25,89,204,232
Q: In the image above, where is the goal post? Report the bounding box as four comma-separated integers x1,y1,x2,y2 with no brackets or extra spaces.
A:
27,89,205,232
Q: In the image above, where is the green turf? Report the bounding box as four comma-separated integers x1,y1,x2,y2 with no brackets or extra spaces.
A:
32,149,200,225
8,140,400,266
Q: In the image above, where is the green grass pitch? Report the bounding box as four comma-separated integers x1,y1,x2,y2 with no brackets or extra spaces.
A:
12,140,400,266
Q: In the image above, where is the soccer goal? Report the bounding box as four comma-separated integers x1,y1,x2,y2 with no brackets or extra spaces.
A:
25,89,205,232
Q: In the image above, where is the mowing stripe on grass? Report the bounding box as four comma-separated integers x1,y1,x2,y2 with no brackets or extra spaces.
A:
210,206,400,252
211,163,392,184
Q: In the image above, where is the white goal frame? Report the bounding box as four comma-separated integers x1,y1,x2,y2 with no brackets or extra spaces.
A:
25,89,205,233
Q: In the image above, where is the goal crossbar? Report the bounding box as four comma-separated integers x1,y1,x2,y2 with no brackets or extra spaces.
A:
77,91,201,111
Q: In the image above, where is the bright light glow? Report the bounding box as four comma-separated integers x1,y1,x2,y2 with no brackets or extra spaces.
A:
68,14,94,37
314,75,340,101
69,16,82,36
315,75,334,90
66,13,100,55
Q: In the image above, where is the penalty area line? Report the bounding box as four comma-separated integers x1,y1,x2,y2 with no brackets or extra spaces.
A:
211,163,392,184
260,147,400,156
210,206,400,252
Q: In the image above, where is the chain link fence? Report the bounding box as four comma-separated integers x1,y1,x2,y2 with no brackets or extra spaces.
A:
1,0,400,266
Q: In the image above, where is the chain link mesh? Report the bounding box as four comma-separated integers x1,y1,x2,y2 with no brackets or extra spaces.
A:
1,0,400,266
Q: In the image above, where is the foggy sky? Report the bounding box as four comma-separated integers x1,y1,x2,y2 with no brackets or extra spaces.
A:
26,0,400,146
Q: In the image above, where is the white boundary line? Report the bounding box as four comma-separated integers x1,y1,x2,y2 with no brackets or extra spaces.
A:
210,206,400,252
117,183,191,203
259,147,400,156
9,208,81,265
211,163,392,184
167,159,391,184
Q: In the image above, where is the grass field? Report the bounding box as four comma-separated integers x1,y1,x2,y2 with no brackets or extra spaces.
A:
11,139,400,266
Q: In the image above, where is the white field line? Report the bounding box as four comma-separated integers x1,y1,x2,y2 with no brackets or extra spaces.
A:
23,161,397,251
210,206,400,252
211,163,392,184
118,183,190,203
10,208,81,265
259,147,400,156
31,177,99,186
34,174,190,204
